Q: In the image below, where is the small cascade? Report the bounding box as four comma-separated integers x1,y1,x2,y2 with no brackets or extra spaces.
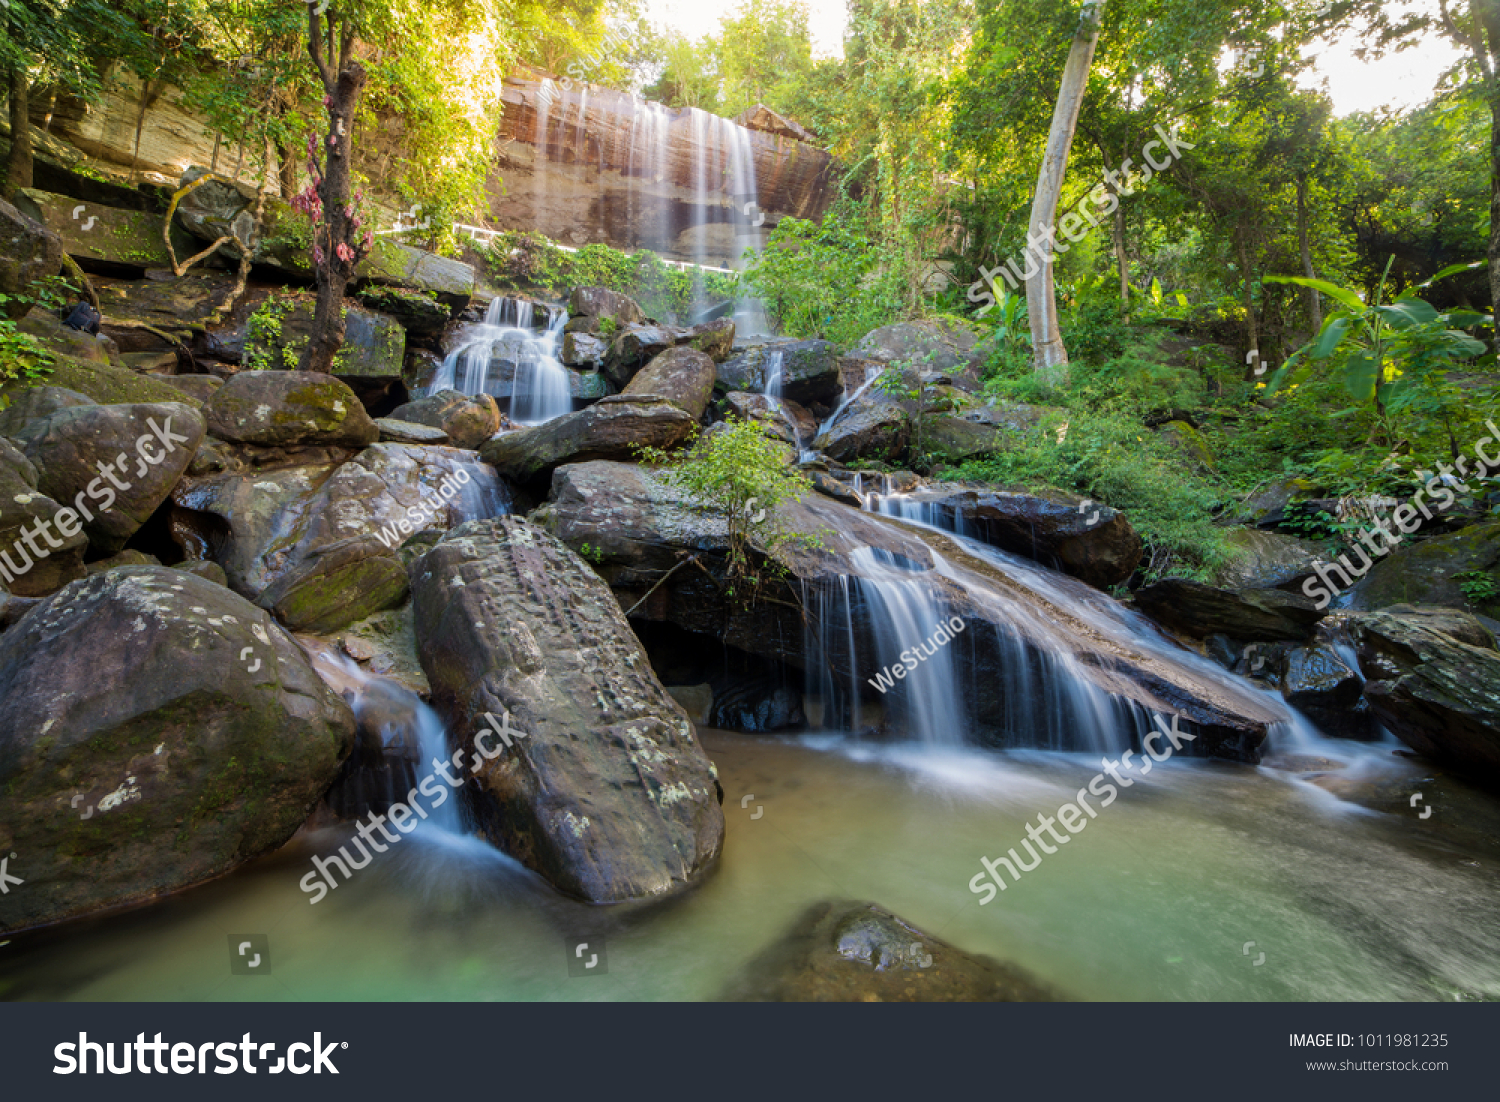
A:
430,297,573,425
759,349,812,459
818,364,882,441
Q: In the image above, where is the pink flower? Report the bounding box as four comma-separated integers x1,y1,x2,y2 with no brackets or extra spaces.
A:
313,245,325,266
362,229,374,250
336,243,354,263
328,135,337,148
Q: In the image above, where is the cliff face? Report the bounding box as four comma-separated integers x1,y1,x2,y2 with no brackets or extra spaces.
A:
9,68,836,263
489,76,837,264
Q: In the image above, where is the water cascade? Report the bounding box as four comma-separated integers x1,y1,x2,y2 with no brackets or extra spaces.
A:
429,297,574,425
799,486,1303,757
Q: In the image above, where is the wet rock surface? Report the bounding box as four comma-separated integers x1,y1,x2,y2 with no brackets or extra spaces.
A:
720,900,1061,1001
409,517,725,902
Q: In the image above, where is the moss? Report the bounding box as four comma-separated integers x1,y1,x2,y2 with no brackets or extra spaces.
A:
2,355,199,407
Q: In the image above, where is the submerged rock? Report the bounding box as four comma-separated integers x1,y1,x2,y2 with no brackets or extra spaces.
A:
409,516,725,902
0,567,355,935
720,900,1060,1001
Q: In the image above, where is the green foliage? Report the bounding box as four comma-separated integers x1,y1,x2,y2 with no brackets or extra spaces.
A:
637,418,815,601
244,291,305,371
578,542,606,565
484,232,738,323
742,209,902,347
1267,259,1488,437
943,402,1232,582
1453,570,1500,607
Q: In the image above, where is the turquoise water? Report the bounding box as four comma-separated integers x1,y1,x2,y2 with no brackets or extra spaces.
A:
3,731,1497,1002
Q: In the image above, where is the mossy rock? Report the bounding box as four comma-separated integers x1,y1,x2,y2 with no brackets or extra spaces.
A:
1157,419,1215,468
1349,522,1500,614
2,355,202,408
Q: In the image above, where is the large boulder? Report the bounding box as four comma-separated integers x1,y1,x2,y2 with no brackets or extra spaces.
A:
0,439,88,596
852,319,984,379
17,190,180,272
479,395,697,491
683,317,735,362
1134,578,1325,641
0,385,96,438
567,286,644,325
602,324,684,387
0,568,356,934
717,340,841,405
921,415,1004,464
622,346,717,419
409,516,725,901
206,370,378,448
720,900,1060,1002
1347,522,1500,616
811,391,907,464
388,390,500,450
173,443,506,633
0,198,62,320
244,301,406,383
1355,607,1500,784
904,489,1142,589
14,401,204,555
9,355,195,408
1213,528,1326,590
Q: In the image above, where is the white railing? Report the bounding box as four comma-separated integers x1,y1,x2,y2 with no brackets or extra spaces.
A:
452,223,737,276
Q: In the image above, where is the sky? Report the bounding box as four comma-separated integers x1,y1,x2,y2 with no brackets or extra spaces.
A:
642,0,1466,116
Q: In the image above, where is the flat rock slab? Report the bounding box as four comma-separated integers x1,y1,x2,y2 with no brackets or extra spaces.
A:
720,900,1062,1001
410,516,724,902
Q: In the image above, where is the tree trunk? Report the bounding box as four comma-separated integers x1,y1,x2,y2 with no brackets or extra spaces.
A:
303,59,367,374
1490,96,1500,323
1237,231,1261,380
1026,0,1106,387
1296,174,1321,332
4,68,33,200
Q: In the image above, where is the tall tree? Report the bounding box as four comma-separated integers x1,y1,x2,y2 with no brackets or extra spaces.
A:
1026,0,1106,383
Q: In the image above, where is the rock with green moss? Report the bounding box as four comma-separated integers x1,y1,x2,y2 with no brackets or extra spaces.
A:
18,306,120,366
14,401,205,555
852,319,984,379
922,414,1002,464
172,443,509,634
1348,522,1500,614
717,340,840,403
0,567,356,935
17,189,183,272
206,370,378,448
0,198,62,320
7,354,201,408
1213,528,1325,590
1157,419,1215,467
0,385,95,437
245,302,406,383
409,516,724,902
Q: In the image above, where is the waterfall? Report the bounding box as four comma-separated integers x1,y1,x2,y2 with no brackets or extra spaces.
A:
818,365,882,440
759,349,811,458
429,297,573,425
799,490,1308,756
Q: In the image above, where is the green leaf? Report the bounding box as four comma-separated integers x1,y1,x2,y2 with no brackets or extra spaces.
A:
1376,297,1440,330
1343,352,1378,403
1310,315,1349,360
1418,260,1485,289
1265,274,1366,314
